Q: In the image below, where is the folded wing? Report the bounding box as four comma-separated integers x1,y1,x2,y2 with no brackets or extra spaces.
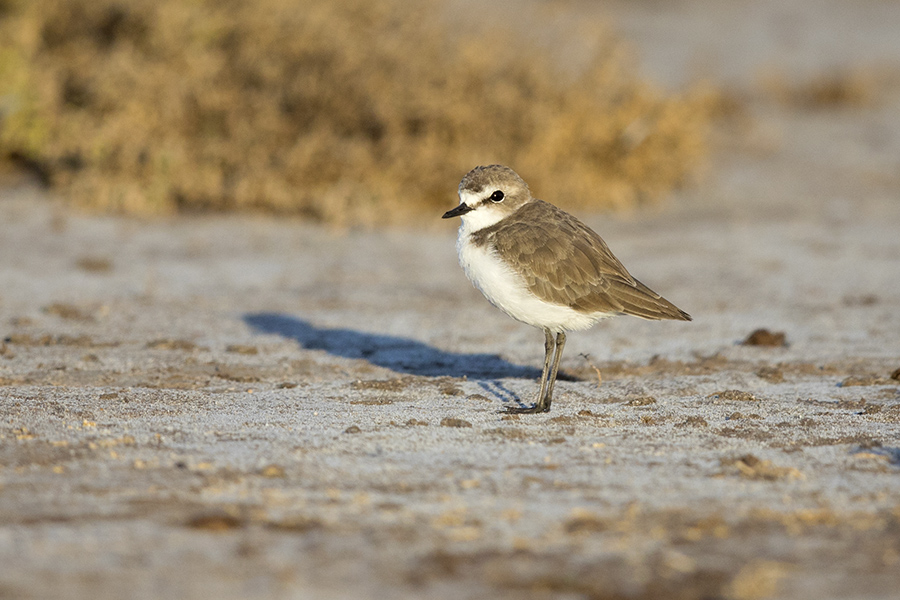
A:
482,200,691,321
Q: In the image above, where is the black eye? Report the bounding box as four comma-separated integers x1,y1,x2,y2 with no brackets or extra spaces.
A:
489,190,504,203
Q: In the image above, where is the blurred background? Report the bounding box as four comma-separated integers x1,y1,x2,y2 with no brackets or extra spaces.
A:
0,0,716,225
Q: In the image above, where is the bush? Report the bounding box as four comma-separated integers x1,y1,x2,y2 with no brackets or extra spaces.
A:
0,0,712,225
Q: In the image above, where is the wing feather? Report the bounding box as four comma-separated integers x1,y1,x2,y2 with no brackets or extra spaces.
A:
481,200,691,321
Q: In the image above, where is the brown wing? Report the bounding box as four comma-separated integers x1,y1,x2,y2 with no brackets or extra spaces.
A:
479,200,691,321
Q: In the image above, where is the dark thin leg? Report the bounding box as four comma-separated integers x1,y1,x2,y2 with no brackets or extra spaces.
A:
536,328,554,404
504,329,554,414
542,332,567,411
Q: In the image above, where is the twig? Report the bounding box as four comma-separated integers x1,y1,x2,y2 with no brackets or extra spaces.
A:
579,353,602,387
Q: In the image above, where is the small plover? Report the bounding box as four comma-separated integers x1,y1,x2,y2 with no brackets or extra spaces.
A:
443,165,691,413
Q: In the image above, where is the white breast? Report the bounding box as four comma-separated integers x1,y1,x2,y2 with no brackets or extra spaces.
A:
456,227,606,333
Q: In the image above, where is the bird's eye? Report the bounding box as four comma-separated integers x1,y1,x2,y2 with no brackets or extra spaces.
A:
489,190,504,203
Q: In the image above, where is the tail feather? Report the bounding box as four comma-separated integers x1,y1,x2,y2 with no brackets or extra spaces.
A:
617,279,692,321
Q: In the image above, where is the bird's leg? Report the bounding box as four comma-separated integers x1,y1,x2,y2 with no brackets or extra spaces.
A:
542,332,567,412
504,328,554,414
535,328,555,410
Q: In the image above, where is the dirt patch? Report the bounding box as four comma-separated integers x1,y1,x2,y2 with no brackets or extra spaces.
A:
440,417,473,428
146,339,206,351
721,454,805,481
351,377,417,392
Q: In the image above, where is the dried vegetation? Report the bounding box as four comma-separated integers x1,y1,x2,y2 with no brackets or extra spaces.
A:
0,0,713,224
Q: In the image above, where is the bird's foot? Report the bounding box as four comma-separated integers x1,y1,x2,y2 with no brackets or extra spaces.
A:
502,402,550,414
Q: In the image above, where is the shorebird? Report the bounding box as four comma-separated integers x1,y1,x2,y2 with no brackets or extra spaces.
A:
443,165,691,413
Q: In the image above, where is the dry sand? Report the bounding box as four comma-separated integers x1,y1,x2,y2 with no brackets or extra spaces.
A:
2,1,900,599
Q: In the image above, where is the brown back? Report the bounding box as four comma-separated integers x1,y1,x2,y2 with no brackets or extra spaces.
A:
471,200,691,321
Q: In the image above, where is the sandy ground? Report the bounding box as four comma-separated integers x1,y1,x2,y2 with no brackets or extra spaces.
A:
2,1,900,599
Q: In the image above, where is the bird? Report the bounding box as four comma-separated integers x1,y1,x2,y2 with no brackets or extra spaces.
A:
442,164,691,413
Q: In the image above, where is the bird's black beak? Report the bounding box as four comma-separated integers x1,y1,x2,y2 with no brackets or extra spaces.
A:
442,202,473,219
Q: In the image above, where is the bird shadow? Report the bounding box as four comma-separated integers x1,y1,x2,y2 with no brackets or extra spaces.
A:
243,312,541,380
478,380,527,406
